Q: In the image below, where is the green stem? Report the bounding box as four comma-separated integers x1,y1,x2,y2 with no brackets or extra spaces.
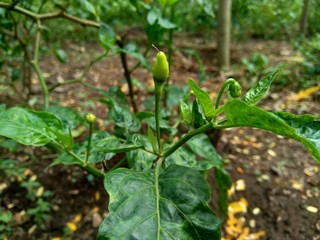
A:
85,122,94,164
154,157,164,239
155,82,164,154
31,19,49,109
215,78,236,109
163,123,214,158
67,151,104,179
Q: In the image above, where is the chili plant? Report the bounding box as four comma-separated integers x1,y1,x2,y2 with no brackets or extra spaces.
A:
0,50,319,239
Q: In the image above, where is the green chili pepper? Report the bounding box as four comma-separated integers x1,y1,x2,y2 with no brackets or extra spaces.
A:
152,51,169,83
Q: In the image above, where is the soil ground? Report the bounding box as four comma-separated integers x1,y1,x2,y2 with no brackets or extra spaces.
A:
1,35,319,240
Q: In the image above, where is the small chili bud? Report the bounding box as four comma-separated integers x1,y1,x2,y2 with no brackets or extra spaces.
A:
228,81,242,98
85,113,96,123
152,51,169,83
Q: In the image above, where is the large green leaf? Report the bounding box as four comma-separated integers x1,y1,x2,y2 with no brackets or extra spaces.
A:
46,105,84,130
186,134,232,216
110,105,141,133
187,134,224,169
125,134,157,170
98,164,221,240
189,79,215,119
224,99,320,163
0,107,68,146
243,70,278,105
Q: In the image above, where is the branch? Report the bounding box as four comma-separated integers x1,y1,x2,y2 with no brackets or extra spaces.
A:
0,2,100,28
48,51,108,92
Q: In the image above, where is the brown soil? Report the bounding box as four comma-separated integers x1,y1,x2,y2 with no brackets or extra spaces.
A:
1,37,319,240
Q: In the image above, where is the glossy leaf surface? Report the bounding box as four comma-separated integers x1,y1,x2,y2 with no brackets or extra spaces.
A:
126,134,157,170
224,99,320,163
98,164,221,240
189,79,215,118
49,131,119,167
243,70,278,105
46,105,84,130
180,100,193,127
0,107,67,146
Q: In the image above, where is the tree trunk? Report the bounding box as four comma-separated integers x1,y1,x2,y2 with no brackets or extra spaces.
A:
217,0,232,70
300,0,311,35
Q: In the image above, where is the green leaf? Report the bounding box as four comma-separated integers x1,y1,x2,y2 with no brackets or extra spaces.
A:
126,134,157,170
0,104,6,112
188,79,215,119
159,0,180,7
122,44,151,70
186,134,232,216
166,85,189,110
187,134,224,169
148,125,157,153
98,164,221,240
196,0,215,17
0,107,68,146
224,99,320,163
46,105,84,130
49,131,120,168
110,105,141,132
99,22,116,51
53,48,67,64
192,99,207,128
0,139,19,153
165,146,216,171
158,18,176,29
243,70,278,105
180,100,193,127
214,168,232,218
81,0,96,16
147,8,160,25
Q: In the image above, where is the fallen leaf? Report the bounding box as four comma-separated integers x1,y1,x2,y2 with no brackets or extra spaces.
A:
306,206,318,213
252,208,261,216
235,179,246,191
67,222,77,232
288,85,320,101
72,214,82,223
95,191,100,201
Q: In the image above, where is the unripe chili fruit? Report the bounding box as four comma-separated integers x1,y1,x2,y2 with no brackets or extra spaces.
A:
152,51,169,83
228,82,242,98
85,113,96,123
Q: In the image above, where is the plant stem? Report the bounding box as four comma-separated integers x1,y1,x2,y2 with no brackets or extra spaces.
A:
67,151,104,179
31,19,49,109
0,3,100,28
154,157,164,239
162,123,214,158
49,51,107,92
117,39,138,113
85,122,94,164
215,78,236,109
155,82,164,154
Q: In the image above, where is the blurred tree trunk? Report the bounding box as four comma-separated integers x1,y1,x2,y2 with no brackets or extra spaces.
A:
300,0,311,35
217,0,232,70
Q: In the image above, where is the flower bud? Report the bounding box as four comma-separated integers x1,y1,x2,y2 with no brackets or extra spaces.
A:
85,113,96,123
228,82,242,98
152,51,169,83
